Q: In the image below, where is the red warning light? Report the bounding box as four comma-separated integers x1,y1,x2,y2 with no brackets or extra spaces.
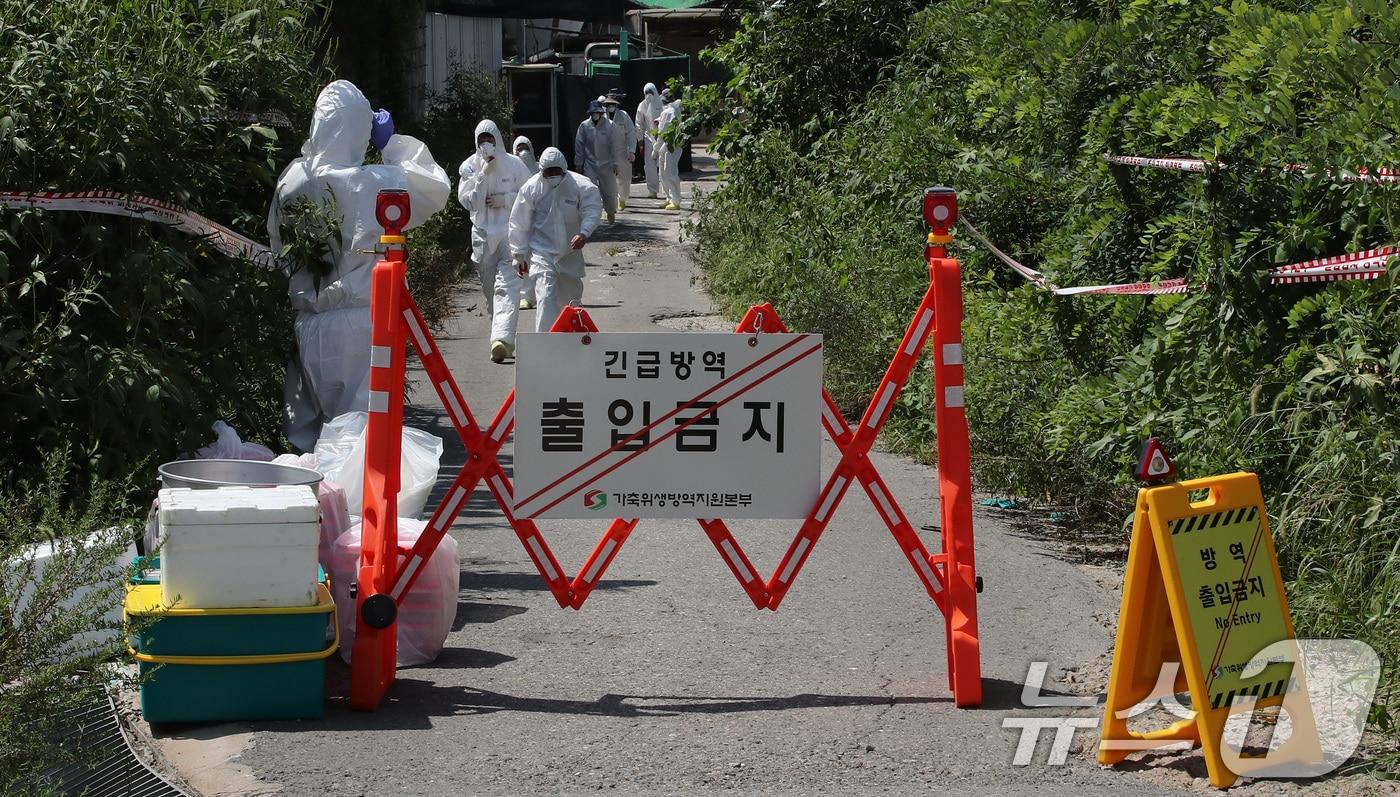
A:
375,189,411,237
923,186,958,238
1133,437,1177,484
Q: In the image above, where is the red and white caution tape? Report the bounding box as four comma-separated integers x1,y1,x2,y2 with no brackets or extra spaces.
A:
1052,278,1193,296
1103,153,1212,173
1104,152,1400,184
1268,246,1396,284
200,108,293,128
960,217,1193,295
0,190,277,270
961,217,1393,294
958,216,1059,290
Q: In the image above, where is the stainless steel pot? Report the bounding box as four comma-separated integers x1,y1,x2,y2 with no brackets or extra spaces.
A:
157,459,323,490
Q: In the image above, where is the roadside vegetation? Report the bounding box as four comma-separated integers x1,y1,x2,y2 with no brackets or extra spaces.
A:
0,1,501,785
687,0,1399,762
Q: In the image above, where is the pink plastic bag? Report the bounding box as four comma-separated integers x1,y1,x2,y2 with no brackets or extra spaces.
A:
331,519,457,667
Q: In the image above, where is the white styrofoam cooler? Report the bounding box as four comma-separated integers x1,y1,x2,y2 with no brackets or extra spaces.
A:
158,485,320,609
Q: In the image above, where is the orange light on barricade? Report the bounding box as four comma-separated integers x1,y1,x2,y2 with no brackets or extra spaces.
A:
349,189,412,710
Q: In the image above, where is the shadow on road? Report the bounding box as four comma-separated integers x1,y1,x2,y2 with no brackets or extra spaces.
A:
316,684,952,730
459,568,658,595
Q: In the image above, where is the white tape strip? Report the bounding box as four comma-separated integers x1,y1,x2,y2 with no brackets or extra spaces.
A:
942,343,963,365
945,386,966,409
814,476,848,524
527,536,559,581
368,390,389,414
391,554,423,601
904,309,934,356
582,539,618,584
777,537,811,584
369,345,391,368
914,554,942,593
720,539,756,583
440,379,468,428
821,399,844,435
434,486,468,531
868,479,898,525
0,190,277,269
866,382,897,429
403,309,432,355
491,401,515,443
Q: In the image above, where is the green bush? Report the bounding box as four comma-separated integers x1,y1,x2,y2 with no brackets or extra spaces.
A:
0,1,331,493
692,0,1399,761
0,450,140,794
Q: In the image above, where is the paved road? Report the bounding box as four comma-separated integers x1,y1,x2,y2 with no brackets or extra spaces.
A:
146,151,1387,797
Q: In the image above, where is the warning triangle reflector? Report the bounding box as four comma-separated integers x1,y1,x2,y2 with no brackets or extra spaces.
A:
1133,437,1177,483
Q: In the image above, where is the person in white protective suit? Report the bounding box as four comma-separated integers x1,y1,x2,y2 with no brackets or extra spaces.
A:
654,96,684,210
635,83,663,199
513,135,539,175
508,147,603,333
602,90,638,210
268,79,450,452
458,119,532,363
512,135,540,311
573,99,625,224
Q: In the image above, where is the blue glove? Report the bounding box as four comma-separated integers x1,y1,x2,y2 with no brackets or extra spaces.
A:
370,108,394,151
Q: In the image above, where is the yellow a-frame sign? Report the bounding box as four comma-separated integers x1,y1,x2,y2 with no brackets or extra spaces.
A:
1098,471,1320,788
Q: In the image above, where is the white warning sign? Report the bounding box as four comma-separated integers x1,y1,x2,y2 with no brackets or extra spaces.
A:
513,332,823,519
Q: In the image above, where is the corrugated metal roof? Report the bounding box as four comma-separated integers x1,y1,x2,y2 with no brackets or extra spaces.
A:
631,0,717,8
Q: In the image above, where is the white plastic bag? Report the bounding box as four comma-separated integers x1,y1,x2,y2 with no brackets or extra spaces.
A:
332,519,458,667
196,420,276,462
314,411,443,519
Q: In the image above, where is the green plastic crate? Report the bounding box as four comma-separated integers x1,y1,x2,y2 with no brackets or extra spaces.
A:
125,583,336,723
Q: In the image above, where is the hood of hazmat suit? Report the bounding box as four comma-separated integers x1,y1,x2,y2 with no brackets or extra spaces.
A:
637,83,664,136
266,79,452,451
513,135,539,174
457,119,531,249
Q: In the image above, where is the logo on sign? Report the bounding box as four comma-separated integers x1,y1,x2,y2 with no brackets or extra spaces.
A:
584,489,607,510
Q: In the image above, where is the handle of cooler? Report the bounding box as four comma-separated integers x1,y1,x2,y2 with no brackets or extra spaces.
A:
128,619,339,666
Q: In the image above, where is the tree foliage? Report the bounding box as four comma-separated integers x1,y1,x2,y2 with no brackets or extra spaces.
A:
0,1,331,490
691,0,1399,753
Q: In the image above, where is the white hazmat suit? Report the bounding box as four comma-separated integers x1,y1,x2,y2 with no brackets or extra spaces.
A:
654,99,684,209
604,99,638,207
513,135,539,174
268,79,450,452
635,83,663,198
458,120,532,358
574,103,626,219
508,148,604,333
512,135,540,310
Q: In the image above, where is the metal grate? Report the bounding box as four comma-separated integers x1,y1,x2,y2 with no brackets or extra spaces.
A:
35,692,194,797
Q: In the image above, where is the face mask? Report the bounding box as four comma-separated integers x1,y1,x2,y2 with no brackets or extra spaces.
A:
516,147,530,158
607,109,616,118
544,175,564,188
591,113,602,123
478,142,496,158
